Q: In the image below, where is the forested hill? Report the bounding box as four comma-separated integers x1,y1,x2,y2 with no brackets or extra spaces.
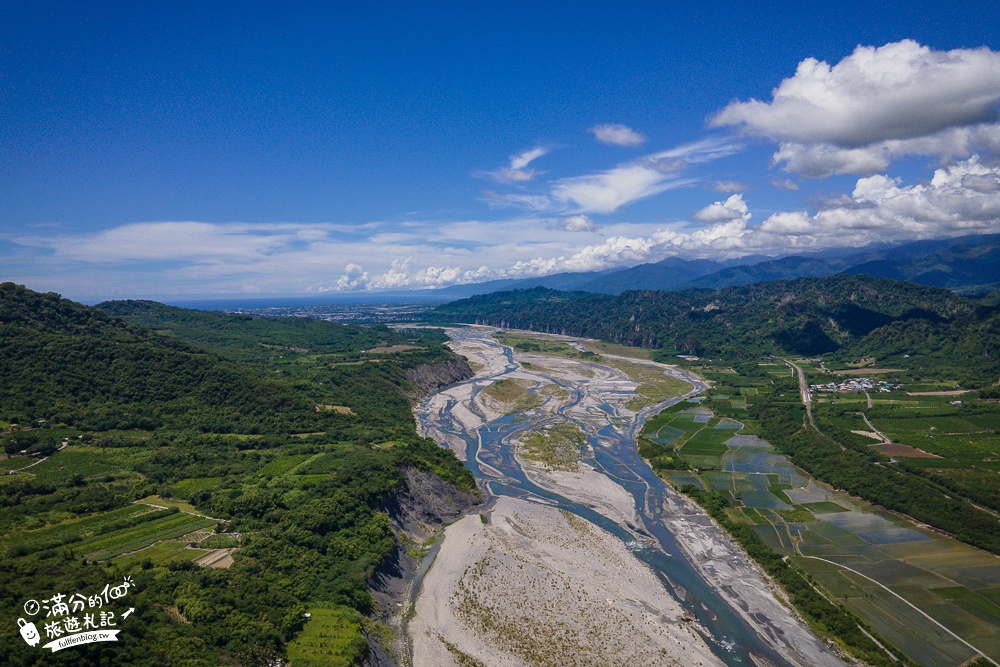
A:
97,299,414,362
429,275,1000,383
0,283,323,433
0,283,477,666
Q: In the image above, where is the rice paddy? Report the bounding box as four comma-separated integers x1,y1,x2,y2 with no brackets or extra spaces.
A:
641,376,1000,666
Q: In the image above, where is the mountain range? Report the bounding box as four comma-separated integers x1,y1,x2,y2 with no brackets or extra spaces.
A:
428,233,1000,298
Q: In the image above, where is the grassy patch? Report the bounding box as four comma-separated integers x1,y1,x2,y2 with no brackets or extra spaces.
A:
481,378,542,413
495,333,598,360
517,420,586,471
603,359,692,409
580,339,652,360
113,541,207,568
256,453,314,477
286,606,368,667
801,501,849,513
136,495,201,514
171,477,223,498
776,507,815,523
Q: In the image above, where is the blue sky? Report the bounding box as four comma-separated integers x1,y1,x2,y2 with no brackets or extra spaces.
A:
3,1,1000,299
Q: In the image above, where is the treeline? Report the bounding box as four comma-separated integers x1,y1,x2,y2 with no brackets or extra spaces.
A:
750,387,1000,555
98,299,451,364
428,275,1000,384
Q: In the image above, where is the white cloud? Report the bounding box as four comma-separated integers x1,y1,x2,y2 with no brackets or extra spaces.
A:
709,180,747,193
484,146,549,182
712,40,1000,176
769,178,800,191
692,194,751,223
481,136,738,216
480,190,553,211
335,263,369,291
15,221,313,262
756,156,1000,246
555,215,598,232
500,157,1000,275
552,164,685,214
10,158,999,298
589,124,647,146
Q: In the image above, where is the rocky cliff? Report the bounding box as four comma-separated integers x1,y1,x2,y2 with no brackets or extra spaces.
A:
366,467,480,666
405,359,474,396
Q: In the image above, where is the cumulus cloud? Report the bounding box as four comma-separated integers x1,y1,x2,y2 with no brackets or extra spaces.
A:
334,263,369,291
712,40,1000,176
555,215,598,232
484,146,549,182
759,155,1000,243
589,123,647,146
501,156,1000,275
692,194,751,223
11,157,999,298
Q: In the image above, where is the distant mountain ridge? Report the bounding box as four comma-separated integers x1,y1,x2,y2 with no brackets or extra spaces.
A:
428,275,1000,384
428,234,1000,298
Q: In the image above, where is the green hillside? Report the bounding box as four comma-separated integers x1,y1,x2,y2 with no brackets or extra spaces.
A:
0,284,475,667
430,275,1000,385
0,284,318,433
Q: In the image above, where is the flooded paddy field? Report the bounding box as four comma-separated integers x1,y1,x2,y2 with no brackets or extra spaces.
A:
654,393,1000,666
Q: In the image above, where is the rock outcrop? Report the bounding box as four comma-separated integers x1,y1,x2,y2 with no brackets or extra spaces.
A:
405,359,474,396
367,467,480,666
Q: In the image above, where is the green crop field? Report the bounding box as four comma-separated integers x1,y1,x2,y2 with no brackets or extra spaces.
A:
81,512,217,560
113,540,208,567
285,606,368,667
647,359,1000,666
256,454,313,477
171,476,223,498
0,504,160,557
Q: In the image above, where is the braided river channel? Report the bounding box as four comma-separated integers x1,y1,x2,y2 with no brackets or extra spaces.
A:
413,328,848,667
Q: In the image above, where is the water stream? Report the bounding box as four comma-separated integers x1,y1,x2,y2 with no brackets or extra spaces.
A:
415,328,794,667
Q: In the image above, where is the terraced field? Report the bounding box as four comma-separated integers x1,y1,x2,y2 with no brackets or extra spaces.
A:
285,606,368,667
3,504,217,560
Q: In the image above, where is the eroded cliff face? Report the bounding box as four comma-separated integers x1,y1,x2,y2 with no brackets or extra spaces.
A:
405,359,473,396
366,467,480,666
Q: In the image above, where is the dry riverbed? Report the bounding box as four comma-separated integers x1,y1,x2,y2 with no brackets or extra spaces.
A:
411,328,849,667
409,496,723,667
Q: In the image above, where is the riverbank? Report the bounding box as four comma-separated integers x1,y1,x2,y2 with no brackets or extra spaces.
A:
409,495,723,667
411,328,851,667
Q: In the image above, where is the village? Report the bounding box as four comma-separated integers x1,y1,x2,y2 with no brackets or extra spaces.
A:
809,377,896,394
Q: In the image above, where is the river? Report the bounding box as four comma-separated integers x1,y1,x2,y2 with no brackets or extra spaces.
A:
414,327,847,667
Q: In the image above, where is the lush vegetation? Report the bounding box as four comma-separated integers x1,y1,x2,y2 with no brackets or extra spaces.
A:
749,380,1000,555
517,421,586,471
0,284,475,666
429,275,1000,386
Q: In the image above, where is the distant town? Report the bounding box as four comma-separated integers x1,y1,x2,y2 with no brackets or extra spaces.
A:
810,378,896,394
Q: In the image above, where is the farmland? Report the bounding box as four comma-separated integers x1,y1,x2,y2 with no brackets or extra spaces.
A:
640,360,1000,666
285,606,369,667
792,358,1000,512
